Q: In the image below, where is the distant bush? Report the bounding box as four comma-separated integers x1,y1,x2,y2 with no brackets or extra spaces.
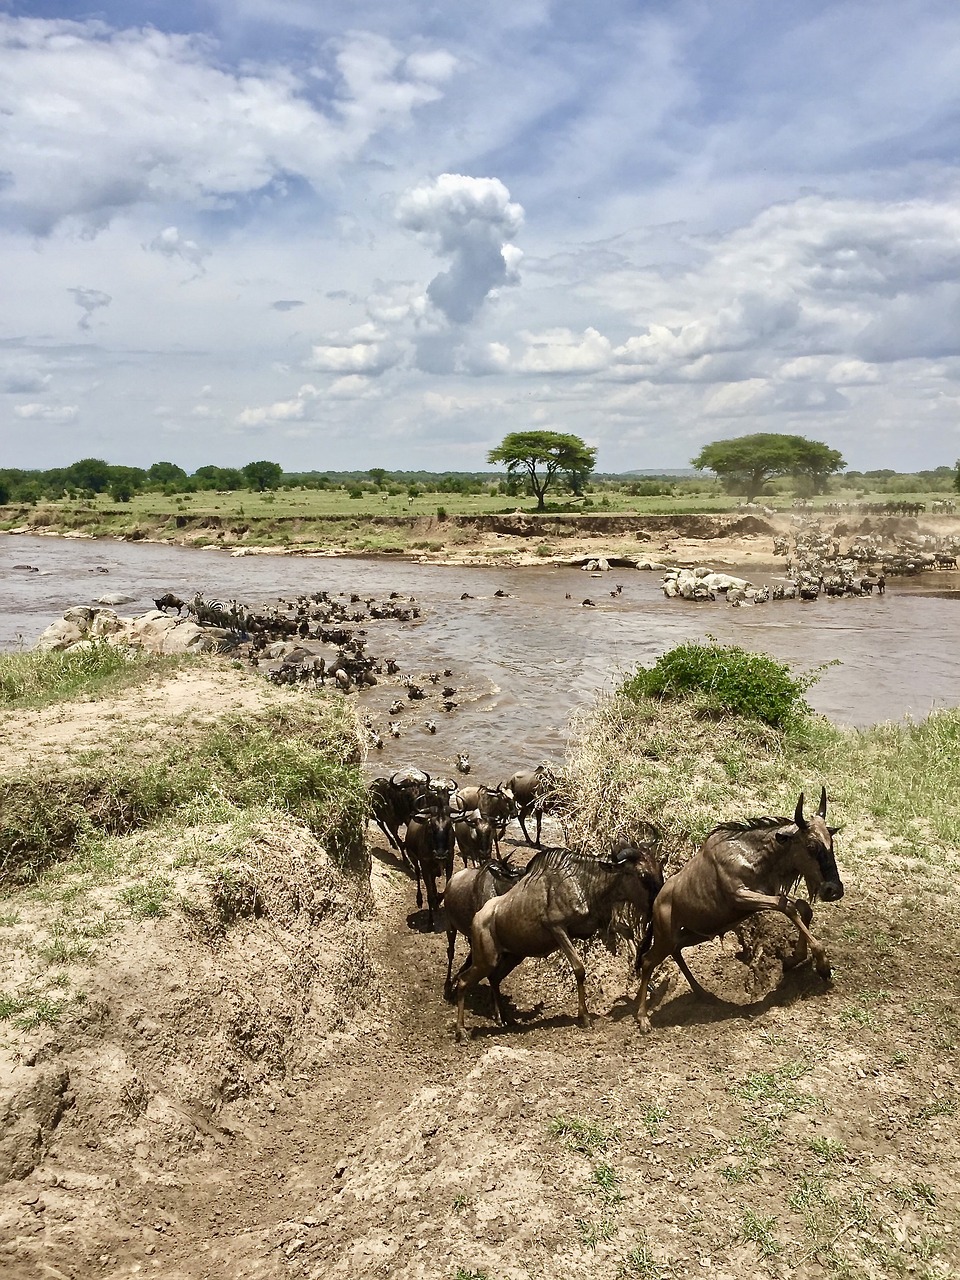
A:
436,505,447,520
621,641,817,728
347,486,364,499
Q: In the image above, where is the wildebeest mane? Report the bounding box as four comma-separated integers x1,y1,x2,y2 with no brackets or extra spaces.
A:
710,815,793,840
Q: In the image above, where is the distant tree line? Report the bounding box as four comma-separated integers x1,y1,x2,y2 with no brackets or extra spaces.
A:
0,458,287,505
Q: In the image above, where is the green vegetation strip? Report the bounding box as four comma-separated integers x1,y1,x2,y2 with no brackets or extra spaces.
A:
0,700,368,883
0,641,187,710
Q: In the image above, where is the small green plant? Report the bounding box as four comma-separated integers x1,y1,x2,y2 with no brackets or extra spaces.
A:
549,1114,619,1156
808,1136,846,1164
732,1060,817,1115
590,1163,624,1205
120,875,174,919
737,1208,781,1258
621,641,819,727
641,1101,668,1135
452,1194,471,1214
576,1215,617,1249
618,1235,660,1279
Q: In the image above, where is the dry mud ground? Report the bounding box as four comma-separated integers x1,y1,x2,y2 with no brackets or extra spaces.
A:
1,671,958,1280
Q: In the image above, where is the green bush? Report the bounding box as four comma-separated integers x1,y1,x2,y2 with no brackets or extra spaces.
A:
620,641,816,728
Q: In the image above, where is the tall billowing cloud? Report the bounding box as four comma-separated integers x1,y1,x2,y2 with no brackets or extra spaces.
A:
0,19,454,234
396,174,524,324
69,287,111,330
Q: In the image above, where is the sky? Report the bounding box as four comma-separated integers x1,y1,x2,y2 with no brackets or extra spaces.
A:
3,1,960,474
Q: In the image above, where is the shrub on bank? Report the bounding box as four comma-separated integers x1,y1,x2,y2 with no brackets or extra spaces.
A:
620,641,816,728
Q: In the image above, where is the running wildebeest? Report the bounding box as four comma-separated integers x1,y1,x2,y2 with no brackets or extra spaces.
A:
154,592,186,614
635,789,843,1033
454,842,663,1041
443,857,524,998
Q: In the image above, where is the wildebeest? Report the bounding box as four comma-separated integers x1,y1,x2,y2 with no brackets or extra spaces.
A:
444,857,525,998
451,783,516,852
367,770,429,858
154,592,186,614
454,843,663,1041
635,790,843,1033
452,811,496,866
506,765,562,846
405,805,456,930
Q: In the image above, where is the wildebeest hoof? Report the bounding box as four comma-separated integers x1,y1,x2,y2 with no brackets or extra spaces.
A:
636,1015,653,1034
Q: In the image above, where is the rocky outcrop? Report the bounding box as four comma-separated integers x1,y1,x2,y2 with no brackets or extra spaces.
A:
35,608,226,656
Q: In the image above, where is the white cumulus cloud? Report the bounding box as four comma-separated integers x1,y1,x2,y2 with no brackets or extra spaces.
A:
517,327,612,374
14,403,79,422
0,18,453,233
147,226,208,271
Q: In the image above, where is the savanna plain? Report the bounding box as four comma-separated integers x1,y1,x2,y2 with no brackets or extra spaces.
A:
0,495,958,1280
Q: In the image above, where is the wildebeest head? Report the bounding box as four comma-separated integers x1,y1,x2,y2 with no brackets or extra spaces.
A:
776,789,844,901
601,841,665,907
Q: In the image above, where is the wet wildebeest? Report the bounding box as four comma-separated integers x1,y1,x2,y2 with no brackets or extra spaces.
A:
405,804,456,931
454,843,663,1041
635,790,843,1033
451,783,516,853
452,811,496,866
367,770,430,859
154,592,186,614
444,858,525,998
506,765,562,846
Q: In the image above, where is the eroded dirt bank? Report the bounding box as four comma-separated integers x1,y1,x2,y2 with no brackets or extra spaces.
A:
0,669,958,1279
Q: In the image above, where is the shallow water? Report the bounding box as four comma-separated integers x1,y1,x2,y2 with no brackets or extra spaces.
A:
2,533,958,780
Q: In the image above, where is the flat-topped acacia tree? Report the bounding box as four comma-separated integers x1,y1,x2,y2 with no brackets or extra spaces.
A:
487,430,597,510
691,433,845,500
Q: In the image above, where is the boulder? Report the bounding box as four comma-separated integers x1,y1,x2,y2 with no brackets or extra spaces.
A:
35,618,87,651
96,593,136,606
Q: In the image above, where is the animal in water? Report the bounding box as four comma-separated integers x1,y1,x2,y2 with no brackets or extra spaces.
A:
506,765,561,847
460,593,473,600
494,589,509,598
404,806,456,930
154,592,186,614
444,858,524,997
388,721,402,738
424,720,438,734
581,598,596,607
455,752,471,774
635,790,843,1033
389,698,404,715
454,843,663,1040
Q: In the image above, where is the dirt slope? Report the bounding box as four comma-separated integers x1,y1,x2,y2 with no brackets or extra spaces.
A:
0,669,957,1280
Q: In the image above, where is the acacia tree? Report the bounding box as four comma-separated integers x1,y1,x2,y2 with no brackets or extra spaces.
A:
487,431,597,510
691,433,845,500
242,460,284,492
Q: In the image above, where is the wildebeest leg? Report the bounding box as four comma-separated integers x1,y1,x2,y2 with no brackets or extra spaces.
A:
673,939,718,1001
517,809,534,845
444,926,459,996
549,926,590,1027
782,900,832,979
635,897,678,1033
489,954,523,1025
783,899,813,969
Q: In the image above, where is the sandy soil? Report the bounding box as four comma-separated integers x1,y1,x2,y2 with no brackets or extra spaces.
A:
0,672,958,1280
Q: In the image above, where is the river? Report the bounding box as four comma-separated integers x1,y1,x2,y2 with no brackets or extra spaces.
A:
2,533,958,780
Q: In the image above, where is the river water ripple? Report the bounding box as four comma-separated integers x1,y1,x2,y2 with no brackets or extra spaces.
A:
2,534,958,780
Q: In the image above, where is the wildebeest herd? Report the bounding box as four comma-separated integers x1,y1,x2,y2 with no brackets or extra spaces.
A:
367,765,844,1042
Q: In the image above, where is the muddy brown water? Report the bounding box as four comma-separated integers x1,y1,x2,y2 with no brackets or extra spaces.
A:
2,533,959,782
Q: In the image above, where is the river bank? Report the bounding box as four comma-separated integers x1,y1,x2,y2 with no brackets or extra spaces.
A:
3,505,787,568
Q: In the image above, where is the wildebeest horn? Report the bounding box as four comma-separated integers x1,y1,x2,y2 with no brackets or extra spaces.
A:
794,792,807,828
816,787,827,818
